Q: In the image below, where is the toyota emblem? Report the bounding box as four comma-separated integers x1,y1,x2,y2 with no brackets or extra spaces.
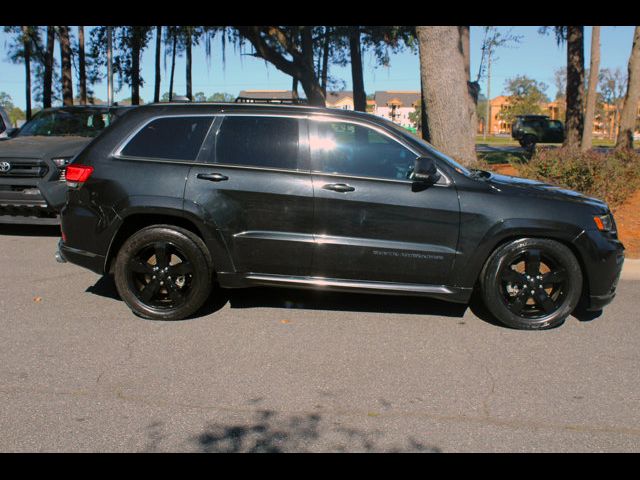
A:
0,161,11,173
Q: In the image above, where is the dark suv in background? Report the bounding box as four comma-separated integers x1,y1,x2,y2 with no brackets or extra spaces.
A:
512,115,564,149
0,105,131,224
56,103,624,330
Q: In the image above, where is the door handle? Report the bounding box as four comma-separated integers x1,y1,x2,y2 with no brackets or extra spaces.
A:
197,173,229,182
322,183,355,193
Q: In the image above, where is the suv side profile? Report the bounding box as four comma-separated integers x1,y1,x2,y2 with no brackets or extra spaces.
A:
511,115,564,149
57,103,624,330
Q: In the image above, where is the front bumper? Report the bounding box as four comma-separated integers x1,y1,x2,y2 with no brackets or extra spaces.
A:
0,190,59,225
574,229,625,311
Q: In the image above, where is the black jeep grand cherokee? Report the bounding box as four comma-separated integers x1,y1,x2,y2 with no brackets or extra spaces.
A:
56,103,624,330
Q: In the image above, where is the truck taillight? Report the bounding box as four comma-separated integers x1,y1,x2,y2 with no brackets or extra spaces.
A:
65,165,94,187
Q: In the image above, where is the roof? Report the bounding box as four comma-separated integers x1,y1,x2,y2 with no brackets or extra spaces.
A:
374,91,420,108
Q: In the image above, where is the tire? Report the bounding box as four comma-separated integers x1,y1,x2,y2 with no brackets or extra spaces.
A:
113,225,213,320
521,134,537,150
480,238,583,330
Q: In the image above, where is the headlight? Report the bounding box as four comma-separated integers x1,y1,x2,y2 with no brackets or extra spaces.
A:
52,157,72,168
593,213,615,232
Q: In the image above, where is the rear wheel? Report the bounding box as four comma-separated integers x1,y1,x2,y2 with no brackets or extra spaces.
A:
114,225,212,320
480,238,583,330
520,134,537,150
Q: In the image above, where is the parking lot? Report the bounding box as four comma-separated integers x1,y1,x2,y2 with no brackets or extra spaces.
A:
1,225,639,452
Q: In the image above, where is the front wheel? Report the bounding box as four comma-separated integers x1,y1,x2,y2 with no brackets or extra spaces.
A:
480,238,583,330
114,225,213,320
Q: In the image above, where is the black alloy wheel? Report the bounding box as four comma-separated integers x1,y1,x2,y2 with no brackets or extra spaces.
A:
480,238,583,330
114,225,213,320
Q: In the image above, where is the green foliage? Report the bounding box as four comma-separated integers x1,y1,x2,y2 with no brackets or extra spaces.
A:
514,147,640,207
0,91,26,126
408,98,421,130
499,75,550,124
207,92,235,102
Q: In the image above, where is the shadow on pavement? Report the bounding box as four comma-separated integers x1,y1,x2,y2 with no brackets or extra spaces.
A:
144,411,441,452
86,275,469,320
0,224,60,237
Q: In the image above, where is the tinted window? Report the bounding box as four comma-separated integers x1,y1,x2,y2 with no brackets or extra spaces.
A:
311,121,415,180
214,116,300,170
121,116,212,160
18,109,115,138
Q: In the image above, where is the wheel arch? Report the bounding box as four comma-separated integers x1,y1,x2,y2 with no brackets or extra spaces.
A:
104,207,234,275
455,219,589,298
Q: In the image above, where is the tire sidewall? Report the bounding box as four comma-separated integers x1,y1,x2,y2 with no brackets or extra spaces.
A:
114,226,212,320
481,238,583,330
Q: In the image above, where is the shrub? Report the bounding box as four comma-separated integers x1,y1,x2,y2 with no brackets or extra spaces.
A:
511,147,640,208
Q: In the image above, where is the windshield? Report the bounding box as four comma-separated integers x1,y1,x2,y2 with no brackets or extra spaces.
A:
18,109,113,138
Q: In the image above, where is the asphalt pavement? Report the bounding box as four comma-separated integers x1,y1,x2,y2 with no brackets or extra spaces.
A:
0,225,639,452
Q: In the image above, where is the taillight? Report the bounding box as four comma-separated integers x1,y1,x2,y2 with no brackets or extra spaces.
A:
65,164,94,187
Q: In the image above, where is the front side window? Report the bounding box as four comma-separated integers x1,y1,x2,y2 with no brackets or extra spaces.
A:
213,116,300,170
120,116,212,161
311,120,415,180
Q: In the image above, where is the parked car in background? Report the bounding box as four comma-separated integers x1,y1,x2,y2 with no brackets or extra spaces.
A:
0,105,132,225
0,106,16,140
56,103,623,330
512,115,564,149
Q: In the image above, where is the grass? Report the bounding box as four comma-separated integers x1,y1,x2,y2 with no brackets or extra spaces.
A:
475,135,519,146
477,151,528,165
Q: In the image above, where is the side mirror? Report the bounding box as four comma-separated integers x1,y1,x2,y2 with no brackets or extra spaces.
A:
6,128,19,138
412,156,440,184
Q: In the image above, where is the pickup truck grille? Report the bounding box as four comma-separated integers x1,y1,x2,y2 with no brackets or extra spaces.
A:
0,159,49,178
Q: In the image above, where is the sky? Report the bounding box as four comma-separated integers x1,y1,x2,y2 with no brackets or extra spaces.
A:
0,26,636,110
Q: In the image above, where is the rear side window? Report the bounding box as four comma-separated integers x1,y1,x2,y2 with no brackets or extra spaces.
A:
214,116,300,170
121,116,212,160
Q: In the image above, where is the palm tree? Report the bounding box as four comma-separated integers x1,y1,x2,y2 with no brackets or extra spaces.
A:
77,26,87,104
43,26,55,108
154,26,162,103
616,26,640,150
582,26,600,151
58,26,74,106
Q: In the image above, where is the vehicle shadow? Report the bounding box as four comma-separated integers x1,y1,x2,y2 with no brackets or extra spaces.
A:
0,224,60,237
86,274,469,320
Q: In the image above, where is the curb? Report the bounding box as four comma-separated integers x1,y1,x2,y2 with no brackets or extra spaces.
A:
622,258,640,280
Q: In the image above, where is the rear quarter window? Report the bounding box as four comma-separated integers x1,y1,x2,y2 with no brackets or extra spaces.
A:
120,116,213,161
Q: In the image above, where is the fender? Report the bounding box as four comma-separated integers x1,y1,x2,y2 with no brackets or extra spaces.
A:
104,194,235,274
451,218,585,289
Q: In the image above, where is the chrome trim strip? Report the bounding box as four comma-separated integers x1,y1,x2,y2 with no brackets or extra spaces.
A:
245,273,455,294
233,230,457,255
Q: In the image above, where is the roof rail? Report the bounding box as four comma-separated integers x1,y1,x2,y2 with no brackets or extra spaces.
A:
234,97,309,105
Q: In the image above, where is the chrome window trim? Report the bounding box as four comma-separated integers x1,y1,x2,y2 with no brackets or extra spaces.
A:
112,111,451,186
112,114,217,161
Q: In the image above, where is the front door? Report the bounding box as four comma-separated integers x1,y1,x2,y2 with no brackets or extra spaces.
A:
308,118,460,286
184,114,315,276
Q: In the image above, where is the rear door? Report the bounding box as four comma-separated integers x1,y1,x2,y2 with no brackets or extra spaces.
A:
184,114,315,276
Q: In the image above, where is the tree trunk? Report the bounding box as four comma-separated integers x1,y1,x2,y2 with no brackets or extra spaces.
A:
581,26,600,150
320,27,330,96
420,75,430,142
292,77,299,100
78,26,87,105
416,26,476,166
131,29,141,105
186,29,192,101
616,26,640,150
21,26,32,120
459,26,471,81
300,26,325,107
169,33,177,101
43,26,55,109
154,26,161,103
349,27,367,112
564,26,585,149
59,26,74,106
